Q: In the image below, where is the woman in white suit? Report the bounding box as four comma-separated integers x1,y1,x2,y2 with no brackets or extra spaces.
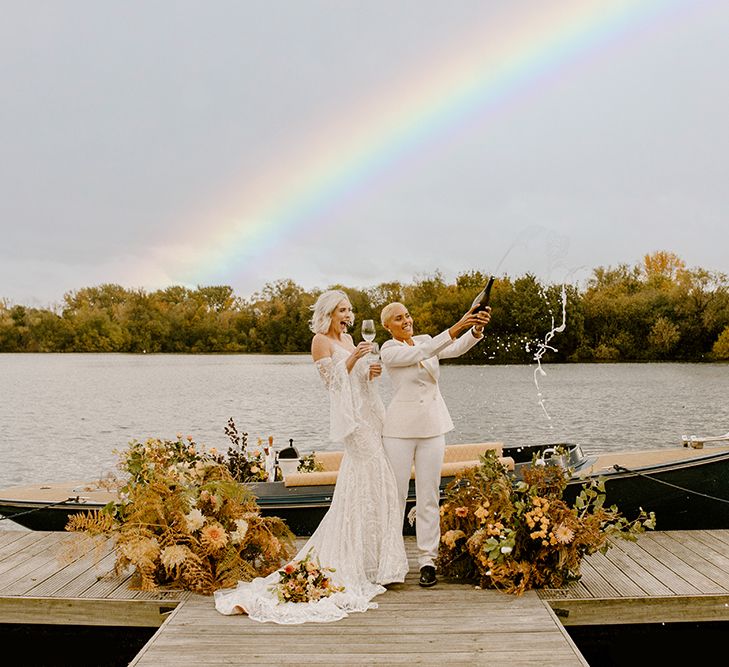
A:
379,302,491,587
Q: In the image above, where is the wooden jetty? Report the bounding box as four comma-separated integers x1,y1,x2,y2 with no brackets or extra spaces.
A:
2,529,729,665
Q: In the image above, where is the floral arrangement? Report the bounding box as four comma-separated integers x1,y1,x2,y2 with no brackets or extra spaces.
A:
436,449,656,595
65,433,295,595
270,550,344,603
211,418,273,483
297,452,325,473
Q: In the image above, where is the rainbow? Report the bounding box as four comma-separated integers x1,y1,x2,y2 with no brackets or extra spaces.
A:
159,0,691,288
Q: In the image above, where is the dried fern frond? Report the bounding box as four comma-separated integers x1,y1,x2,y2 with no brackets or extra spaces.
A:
66,509,118,535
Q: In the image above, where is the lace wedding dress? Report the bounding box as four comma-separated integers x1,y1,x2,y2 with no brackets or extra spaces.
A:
214,345,408,623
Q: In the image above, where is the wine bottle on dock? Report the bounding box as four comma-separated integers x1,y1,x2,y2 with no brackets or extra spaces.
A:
471,276,495,313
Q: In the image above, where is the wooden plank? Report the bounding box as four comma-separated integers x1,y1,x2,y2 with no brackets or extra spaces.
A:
0,530,54,575
548,594,729,627
628,532,727,594
575,557,623,598
0,533,82,593
0,529,29,548
131,635,585,666
579,550,645,596
602,540,674,596
1,535,111,597
132,649,583,667
13,529,729,666
0,596,176,627
607,536,698,595
651,531,729,590
690,529,729,557
130,579,587,667
44,549,120,598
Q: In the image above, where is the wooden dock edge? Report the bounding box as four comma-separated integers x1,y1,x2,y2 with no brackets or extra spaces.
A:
0,596,179,627
544,594,729,626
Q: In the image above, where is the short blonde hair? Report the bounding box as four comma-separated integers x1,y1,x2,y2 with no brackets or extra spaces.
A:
309,290,350,334
380,302,405,328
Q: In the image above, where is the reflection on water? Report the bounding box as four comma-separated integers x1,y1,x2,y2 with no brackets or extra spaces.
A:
1,354,728,493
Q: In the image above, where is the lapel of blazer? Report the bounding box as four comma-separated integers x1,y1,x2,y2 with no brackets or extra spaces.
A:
420,357,438,382
416,338,438,382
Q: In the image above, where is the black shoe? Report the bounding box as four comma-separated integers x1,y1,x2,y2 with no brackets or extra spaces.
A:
419,565,437,587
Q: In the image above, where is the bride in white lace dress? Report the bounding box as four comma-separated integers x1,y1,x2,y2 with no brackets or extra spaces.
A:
214,290,408,624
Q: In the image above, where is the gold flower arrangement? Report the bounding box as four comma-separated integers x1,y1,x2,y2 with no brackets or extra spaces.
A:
436,449,656,595
65,433,295,595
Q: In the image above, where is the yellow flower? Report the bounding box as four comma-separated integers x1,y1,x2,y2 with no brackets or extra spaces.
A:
442,529,466,548
474,505,490,522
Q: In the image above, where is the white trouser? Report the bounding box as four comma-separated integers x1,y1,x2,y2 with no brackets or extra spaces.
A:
383,434,446,569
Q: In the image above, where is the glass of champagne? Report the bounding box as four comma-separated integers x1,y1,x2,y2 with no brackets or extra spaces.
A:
361,319,376,342
361,320,378,380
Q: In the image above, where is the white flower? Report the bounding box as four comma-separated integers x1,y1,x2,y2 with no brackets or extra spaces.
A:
500,546,513,554
184,508,205,532
230,519,249,545
160,545,189,570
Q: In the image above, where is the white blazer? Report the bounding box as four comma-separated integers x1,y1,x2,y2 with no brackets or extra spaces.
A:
380,328,482,439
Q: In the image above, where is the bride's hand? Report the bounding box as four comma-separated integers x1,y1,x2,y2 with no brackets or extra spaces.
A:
353,341,372,359
346,342,372,372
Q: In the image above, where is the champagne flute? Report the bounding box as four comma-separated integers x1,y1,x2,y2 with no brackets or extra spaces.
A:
361,319,376,342
361,320,378,380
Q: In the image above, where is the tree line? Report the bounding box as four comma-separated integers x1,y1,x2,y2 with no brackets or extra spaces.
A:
2,251,729,362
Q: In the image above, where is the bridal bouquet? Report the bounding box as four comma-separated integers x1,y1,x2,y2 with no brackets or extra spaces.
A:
437,449,655,595
271,550,344,603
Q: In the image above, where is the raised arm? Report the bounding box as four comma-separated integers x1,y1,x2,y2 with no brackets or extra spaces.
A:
380,330,454,367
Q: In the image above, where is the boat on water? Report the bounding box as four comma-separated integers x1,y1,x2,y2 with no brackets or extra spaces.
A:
2,435,729,535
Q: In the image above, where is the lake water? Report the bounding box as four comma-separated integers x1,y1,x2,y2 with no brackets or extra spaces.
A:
1,354,728,497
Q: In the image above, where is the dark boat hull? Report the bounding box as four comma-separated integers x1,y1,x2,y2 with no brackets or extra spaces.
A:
564,455,729,530
3,443,729,534
0,482,423,535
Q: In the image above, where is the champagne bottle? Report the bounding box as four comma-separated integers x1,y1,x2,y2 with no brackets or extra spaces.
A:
471,276,495,313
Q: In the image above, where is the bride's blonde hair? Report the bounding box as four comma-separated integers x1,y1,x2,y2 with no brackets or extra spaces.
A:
309,290,350,334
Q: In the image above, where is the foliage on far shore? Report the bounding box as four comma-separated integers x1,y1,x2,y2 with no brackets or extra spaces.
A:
436,450,656,595
65,432,295,594
2,250,729,362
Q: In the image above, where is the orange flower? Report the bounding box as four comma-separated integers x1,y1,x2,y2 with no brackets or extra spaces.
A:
201,522,228,550
455,506,469,518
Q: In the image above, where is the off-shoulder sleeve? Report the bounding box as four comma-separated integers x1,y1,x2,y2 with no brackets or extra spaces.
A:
314,357,357,443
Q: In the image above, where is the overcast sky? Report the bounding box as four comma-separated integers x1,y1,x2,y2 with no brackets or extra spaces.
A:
1,0,728,308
